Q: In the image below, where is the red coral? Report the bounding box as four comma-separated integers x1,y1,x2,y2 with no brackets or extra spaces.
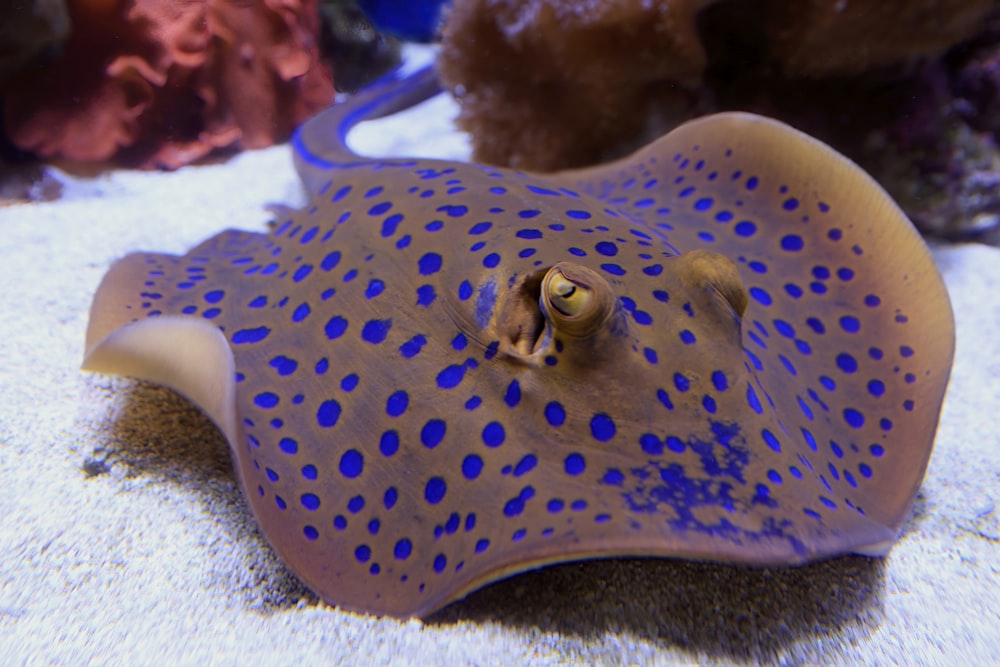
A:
2,0,334,168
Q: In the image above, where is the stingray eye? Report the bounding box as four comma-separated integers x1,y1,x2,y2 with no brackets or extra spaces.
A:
547,273,591,316
541,262,615,337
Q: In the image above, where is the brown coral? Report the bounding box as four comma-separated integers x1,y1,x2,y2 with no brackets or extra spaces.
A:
439,0,1000,172
2,0,334,168
438,0,714,170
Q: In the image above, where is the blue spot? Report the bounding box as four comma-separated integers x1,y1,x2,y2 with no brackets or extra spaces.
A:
380,213,403,237
513,455,537,477
278,438,297,455
269,356,297,376
301,493,320,511
900,345,914,358
293,265,313,282
867,380,885,397
767,470,782,485
640,433,662,455
458,281,473,300
418,253,442,275
547,499,565,513
436,364,466,389
204,290,224,303
483,252,501,268
482,421,505,447
836,353,858,374
462,454,483,479
595,241,618,256
590,414,616,442
247,296,267,309
783,197,799,211
745,176,758,190
680,330,696,345
339,450,363,478
642,264,663,276
400,334,426,358
380,430,399,457
673,373,690,392
425,477,447,504
545,402,566,427
292,303,311,322
317,400,341,428
747,385,763,414
762,429,781,452
712,371,728,391
394,539,412,561
303,526,318,541
475,539,490,554
233,327,270,344
516,229,543,239
361,318,391,344
564,453,586,476
384,390,409,418
416,284,436,306
465,396,482,410
844,408,865,429
421,419,447,448
469,221,492,235
694,197,714,211
566,210,591,219
321,251,341,271
504,496,525,517
354,545,371,564
504,380,521,407
749,287,773,306
644,348,658,364
702,395,717,413
254,392,279,409
653,290,669,303
568,247,586,257
839,316,860,333
325,316,348,340
734,221,757,237
347,496,365,513
438,204,468,217
656,389,674,411
781,234,805,252
518,209,542,218
365,279,385,299
601,263,626,276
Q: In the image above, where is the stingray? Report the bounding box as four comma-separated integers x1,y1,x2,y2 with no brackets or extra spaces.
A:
83,65,955,618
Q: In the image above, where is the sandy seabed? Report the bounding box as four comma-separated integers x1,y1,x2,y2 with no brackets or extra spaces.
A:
1,74,998,666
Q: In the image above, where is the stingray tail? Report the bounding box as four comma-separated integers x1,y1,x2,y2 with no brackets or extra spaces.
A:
291,64,442,194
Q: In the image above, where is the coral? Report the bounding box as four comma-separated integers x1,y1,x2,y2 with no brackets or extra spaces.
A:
439,0,1000,240
438,0,713,170
2,0,334,168
439,0,1000,171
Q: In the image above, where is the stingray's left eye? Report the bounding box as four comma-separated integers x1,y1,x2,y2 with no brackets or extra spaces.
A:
547,273,591,316
541,262,615,337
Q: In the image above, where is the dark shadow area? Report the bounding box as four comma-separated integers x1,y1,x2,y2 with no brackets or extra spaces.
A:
82,379,316,613
430,555,886,662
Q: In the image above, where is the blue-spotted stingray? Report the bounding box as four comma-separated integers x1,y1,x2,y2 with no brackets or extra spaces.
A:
83,65,955,618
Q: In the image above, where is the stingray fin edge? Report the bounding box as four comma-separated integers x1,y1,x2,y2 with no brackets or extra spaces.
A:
82,316,239,448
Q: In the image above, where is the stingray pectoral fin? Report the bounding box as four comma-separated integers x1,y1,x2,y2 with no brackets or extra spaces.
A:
84,252,239,445
83,316,239,447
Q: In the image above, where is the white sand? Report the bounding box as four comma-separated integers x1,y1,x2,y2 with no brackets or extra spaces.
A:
1,85,998,666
